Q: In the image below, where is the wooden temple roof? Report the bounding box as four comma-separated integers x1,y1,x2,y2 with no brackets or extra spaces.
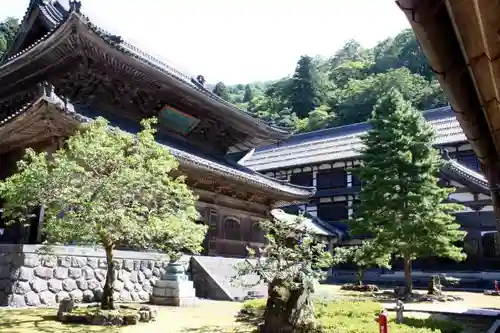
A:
0,85,315,201
395,0,500,167
0,0,292,153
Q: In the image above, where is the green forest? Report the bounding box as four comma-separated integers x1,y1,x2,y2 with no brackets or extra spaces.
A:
0,17,446,133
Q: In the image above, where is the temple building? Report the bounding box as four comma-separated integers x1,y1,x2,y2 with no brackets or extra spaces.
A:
0,1,334,257
242,106,500,270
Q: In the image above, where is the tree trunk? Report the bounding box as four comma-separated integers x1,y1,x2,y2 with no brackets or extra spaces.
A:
101,244,115,310
260,277,316,333
403,256,412,295
357,267,365,286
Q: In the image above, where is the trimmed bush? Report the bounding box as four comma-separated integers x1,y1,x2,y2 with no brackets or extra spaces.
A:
239,299,464,333
340,283,379,292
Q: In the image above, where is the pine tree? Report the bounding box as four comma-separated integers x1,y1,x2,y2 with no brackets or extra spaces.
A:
243,84,254,103
212,81,230,101
351,88,466,295
289,55,321,118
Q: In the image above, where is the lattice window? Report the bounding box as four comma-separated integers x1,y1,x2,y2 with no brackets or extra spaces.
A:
224,217,241,241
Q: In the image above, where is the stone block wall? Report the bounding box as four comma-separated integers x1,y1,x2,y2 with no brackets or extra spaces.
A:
0,244,189,307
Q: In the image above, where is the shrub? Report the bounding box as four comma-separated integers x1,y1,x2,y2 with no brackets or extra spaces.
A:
340,283,379,292
239,299,464,333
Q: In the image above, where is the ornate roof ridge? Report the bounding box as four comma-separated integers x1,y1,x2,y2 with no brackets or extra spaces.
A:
0,88,315,199
442,156,488,189
1,1,290,138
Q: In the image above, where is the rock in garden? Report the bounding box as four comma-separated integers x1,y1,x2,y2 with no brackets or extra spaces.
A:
124,314,139,325
41,256,57,268
76,279,88,290
98,259,107,269
113,280,124,292
124,281,134,292
118,270,131,282
123,260,134,272
58,298,74,314
71,257,86,268
82,290,94,302
87,279,100,290
87,258,99,269
58,256,71,268
93,288,103,301
14,281,31,294
8,294,26,307
56,291,70,303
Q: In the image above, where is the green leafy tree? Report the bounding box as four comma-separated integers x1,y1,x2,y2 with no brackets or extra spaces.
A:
234,216,333,333
334,241,390,286
307,105,333,132
212,81,230,101
0,117,207,309
243,84,254,103
351,89,466,295
0,17,19,58
289,55,322,118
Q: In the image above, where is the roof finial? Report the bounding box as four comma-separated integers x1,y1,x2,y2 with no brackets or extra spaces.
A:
69,0,82,13
196,75,206,86
441,149,450,160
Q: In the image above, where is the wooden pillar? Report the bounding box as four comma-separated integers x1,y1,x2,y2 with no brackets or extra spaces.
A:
481,163,500,256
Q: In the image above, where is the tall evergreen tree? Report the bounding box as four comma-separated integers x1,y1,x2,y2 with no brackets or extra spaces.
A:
351,88,466,295
212,81,230,101
0,17,19,58
243,84,254,103
289,55,321,118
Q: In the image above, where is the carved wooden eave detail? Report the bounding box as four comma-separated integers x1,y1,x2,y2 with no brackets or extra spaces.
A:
0,10,290,152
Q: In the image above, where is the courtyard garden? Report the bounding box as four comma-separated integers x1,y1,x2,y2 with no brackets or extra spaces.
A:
0,287,497,333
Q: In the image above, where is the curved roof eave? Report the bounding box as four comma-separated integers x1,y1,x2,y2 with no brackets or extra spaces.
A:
1,3,291,142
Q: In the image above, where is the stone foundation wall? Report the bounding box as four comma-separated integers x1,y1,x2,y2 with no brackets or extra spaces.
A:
0,245,189,307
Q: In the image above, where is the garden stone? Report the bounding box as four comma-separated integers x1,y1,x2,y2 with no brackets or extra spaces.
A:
123,260,134,272
76,279,88,290
143,269,152,279
8,294,26,307
34,266,53,280
57,298,74,314
25,291,41,306
63,279,77,292
39,290,56,305
54,267,68,279
82,290,94,302
23,254,39,268
88,279,100,290
82,267,95,280
155,261,162,268
58,256,71,268
70,289,83,302
14,281,31,294
140,260,148,271
134,260,141,270
130,271,138,283
69,268,82,279
48,279,62,293
142,283,151,292
18,267,34,281
113,280,124,292
87,258,99,269
31,277,48,293
93,288,103,301
153,268,160,277
134,283,142,292
71,257,86,268
56,291,70,303
149,277,158,286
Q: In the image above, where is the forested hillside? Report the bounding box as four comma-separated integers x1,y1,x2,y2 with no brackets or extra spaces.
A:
0,17,445,134
213,29,448,133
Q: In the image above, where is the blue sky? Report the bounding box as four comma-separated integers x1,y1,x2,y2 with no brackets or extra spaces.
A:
2,0,410,84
